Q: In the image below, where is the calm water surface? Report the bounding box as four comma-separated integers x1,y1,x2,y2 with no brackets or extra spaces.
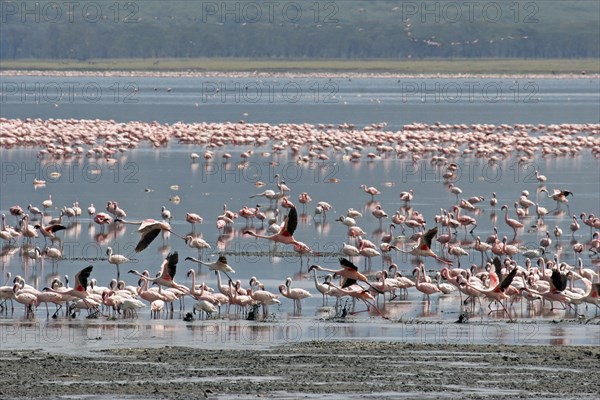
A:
0,76,599,350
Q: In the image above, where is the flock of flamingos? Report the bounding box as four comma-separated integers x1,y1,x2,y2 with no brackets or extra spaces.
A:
1,117,599,323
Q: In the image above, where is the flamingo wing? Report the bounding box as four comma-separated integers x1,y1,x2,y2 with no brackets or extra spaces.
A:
161,251,179,281
339,257,358,271
493,256,503,281
591,283,600,298
422,227,438,249
217,255,228,264
48,225,66,233
341,277,358,288
135,227,161,252
550,269,567,292
280,206,298,236
499,267,518,292
74,265,94,292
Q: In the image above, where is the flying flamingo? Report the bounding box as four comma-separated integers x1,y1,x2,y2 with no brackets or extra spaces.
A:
243,206,308,249
185,255,235,281
115,218,184,252
395,227,453,265
278,277,311,313
43,265,95,313
34,213,66,244
462,264,518,320
500,205,524,237
309,259,383,294
128,252,189,294
539,188,573,209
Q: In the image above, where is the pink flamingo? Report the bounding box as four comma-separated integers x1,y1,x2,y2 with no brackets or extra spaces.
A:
278,277,311,313
298,192,312,213
93,212,112,232
400,189,414,203
309,259,383,294
414,264,441,302
325,281,387,318
500,205,524,237
43,265,96,313
360,184,380,201
115,218,184,252
395,227,453,265
243,206,306,248
128,252,189,294
186,213,203,232
452,206,477,234
462,264,518,320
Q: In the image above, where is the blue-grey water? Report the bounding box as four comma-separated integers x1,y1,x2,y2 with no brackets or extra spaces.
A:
0,76,599,351
1,76,599,127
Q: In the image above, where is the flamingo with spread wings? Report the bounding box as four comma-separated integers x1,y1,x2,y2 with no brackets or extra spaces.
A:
116,218,184,252
129,252,189,294
243,206,305,247
395,227,453,265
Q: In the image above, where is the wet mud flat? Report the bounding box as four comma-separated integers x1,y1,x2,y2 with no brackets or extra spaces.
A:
0,341,598,399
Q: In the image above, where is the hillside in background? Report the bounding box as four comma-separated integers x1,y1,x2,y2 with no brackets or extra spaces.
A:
1,0,598,60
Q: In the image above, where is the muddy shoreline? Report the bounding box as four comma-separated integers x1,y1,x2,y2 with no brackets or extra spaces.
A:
1,341,598,399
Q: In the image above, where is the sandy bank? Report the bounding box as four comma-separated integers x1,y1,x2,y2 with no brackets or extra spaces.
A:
1,341,598,399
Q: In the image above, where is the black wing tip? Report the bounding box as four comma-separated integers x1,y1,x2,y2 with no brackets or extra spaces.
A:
82,265,94,274
339,258,358,271
167,251,179,264
341,278,357,288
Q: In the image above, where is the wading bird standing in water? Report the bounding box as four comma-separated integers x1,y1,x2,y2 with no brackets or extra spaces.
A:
43,265,96,315
107,246,129,280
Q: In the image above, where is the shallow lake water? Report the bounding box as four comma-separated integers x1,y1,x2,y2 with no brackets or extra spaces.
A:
0,76,599,351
